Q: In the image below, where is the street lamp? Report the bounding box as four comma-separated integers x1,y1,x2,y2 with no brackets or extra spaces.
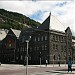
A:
26,36,31,75
40,52,41,67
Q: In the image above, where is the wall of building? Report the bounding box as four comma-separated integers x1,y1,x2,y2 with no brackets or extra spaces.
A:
49,30,66,64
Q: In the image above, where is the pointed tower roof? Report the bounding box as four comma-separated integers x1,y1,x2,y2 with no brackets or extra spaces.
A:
38,13,65,32
38,13,51,30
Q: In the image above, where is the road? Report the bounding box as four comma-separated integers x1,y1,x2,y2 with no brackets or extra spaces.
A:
0,64,75,75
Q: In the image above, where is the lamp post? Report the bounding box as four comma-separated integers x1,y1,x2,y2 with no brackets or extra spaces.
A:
40,52,41,67
26,40,29,75
26,36,31,75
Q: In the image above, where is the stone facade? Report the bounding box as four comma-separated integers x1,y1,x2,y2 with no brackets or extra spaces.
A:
30,27,72,64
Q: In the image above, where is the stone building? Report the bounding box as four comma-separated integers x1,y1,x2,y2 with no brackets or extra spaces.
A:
30,13,73,64
0,13,74,65
18,13,73,64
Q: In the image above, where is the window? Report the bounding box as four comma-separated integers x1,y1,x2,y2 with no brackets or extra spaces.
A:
59,36,61,41
55,35,58,41
38,37,40,41
16,57,18,60
61,37,63,42
45,44,47,50
56,45,58,50
41,36,43,41
34,37,36,42
42,45,44,50
21,55,23,60
61,45,63,52
45,36,47,40
53,44,55,49
53,35,55,41
63,37,65,42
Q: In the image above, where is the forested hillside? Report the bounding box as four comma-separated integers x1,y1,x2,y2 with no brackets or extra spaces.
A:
0,9,40,30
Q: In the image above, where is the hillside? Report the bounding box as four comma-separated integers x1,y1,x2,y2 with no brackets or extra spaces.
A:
0,9,41,30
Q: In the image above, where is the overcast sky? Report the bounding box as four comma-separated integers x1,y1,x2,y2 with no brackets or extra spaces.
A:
0,0,75,36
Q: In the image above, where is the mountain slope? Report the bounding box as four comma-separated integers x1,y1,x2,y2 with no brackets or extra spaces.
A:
0,9,41,30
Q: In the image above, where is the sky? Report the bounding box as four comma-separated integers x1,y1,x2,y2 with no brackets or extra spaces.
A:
0,0,75,36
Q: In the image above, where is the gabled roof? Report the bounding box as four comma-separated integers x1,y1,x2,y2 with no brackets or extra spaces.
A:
10,28,21,38
0,29,7,41
38,13,65,32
